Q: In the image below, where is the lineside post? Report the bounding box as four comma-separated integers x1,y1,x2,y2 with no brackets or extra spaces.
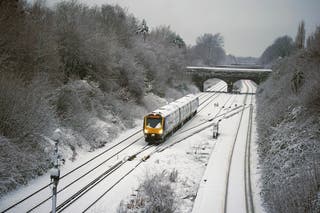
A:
50,129,63,213
227,82,233,93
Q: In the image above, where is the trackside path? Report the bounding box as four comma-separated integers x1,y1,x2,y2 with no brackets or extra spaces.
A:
192,80,261,213
191,96,246,213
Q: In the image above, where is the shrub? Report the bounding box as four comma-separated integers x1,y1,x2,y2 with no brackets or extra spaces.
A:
0,73,55,196
0,73,56,139
256,34,320,212
118,170,178,213
0,136,51,196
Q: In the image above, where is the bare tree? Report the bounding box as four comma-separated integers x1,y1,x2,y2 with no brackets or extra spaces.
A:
259,35,294,65
189,33,226,66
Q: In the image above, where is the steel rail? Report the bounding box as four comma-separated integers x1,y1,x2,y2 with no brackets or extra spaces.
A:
1,130,142,213
157,94,241,153
179,94,236,135
55,146,154,212
26,135,144,212
244,82,255,213
223,81,250,213
82,160,144,213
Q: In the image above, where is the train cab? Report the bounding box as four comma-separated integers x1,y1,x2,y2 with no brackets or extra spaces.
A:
143,113,164,142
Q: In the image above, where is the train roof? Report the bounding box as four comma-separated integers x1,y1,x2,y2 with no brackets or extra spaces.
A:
148,94,198,117
184,94,198,101
172,94,197,107
151,104,179,117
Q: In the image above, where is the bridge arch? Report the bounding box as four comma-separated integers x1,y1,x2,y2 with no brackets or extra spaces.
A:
233,79,258,86
233,79,258,93
203,78,227,91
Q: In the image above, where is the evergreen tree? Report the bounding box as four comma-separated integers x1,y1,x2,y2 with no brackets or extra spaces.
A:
137,19,149,42
172,34,186,48
295,20,306,49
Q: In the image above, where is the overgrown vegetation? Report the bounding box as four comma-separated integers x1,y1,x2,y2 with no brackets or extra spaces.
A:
0,0,226,196
259,21,309,67
257,22,320,212
118,170,178,213
259,36,295,66
187,33,226,66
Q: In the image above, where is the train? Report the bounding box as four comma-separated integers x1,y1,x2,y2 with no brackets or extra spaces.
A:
143,94,199,143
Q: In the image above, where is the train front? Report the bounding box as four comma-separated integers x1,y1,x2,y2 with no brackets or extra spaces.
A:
143,113,164,142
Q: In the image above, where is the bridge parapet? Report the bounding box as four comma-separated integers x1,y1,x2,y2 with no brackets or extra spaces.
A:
185,66,272,92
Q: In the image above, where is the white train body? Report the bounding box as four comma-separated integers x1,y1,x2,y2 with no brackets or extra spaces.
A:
143,94,199,143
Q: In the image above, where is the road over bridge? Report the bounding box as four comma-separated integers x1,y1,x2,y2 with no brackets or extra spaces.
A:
186,66,272,92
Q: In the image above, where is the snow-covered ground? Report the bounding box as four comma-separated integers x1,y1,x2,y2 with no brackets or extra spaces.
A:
0,80,264,213
192,80,265,213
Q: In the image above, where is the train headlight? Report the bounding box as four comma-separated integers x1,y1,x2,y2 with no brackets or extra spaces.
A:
144,129,149,134
158,129,163,134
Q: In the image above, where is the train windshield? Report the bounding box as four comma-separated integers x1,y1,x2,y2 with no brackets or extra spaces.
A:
146,117,162,128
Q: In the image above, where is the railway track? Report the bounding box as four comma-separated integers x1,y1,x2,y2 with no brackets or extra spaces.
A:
1,83,227,213
55,145,156,213
54,85,233,212
244,83,255,213
223,80,255,213
159,93,244,152
1,131,143,213
26,134,144,212
76,91,239,212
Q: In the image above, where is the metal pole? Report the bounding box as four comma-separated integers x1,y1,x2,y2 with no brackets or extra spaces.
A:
217,119,222,136
51,139,60,213
52,182,57,213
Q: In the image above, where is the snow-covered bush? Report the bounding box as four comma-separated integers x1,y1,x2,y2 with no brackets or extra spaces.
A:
118,170,178,213
51,80,147,149
0,73,56,196
256,26,320,212
0,136,52,196
141,93,168,112
0,73,56,140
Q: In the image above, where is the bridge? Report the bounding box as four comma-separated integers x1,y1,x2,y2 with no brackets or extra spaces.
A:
186,66,272,92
